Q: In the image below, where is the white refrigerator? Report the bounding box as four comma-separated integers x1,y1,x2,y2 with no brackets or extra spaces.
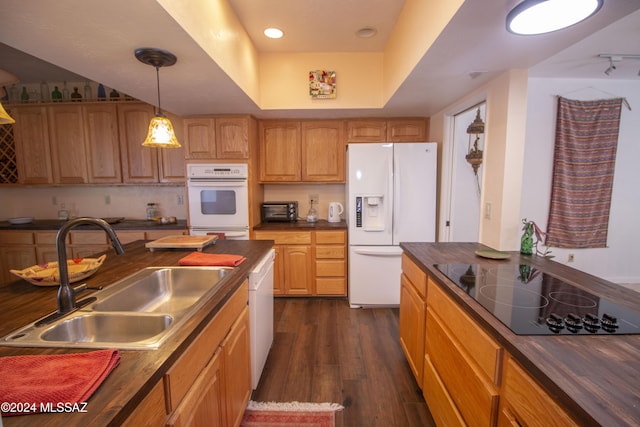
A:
347,143,437,307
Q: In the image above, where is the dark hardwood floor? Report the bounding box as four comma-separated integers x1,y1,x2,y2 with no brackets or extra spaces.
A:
251,297,436,427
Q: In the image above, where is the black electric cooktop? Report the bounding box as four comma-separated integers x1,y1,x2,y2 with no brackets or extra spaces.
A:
435,263,640,336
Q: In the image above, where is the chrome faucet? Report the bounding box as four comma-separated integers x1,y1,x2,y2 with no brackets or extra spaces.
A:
56,217,125,314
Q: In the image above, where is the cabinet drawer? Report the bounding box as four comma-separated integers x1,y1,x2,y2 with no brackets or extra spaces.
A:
422,353,466,427
316,278,346,295
315,231,345,244
401,253,427,297
35,232,63,245
427,308,499,426
165,280,248,413
0,231,34,245
500,356,578,427
122,380,166,427
69,231,108,245
316,259,345,276
316,245,345,259
254,231,311,245
428,283,502,383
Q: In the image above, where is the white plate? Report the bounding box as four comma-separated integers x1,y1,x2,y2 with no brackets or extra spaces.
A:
8,217,34,225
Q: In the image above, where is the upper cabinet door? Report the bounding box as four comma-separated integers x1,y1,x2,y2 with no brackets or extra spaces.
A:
117,103,159,183
13,106,53,184
216,117,249,159
387,118,429,142
301,120,345,182
259,121,301,182
48,105,89,184
83,104,122,183
183,117,216,159
159,111,185,183
346,119,386,143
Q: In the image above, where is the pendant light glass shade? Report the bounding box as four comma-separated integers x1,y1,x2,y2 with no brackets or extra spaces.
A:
135,47,181,148
0,102,16,124
142,114,181,147
507,0,603,35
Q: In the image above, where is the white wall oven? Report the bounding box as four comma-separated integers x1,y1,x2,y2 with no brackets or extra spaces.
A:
187,163,249,240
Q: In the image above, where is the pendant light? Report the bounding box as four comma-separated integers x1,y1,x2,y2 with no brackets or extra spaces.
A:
134,47,181,148
465,108,484,176
0,69,17,124
506,0,603,35
0,102,15,124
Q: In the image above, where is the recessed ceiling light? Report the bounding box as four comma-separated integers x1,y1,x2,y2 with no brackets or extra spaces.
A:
264,28,284,39
506,0,603,35
356,27,377,38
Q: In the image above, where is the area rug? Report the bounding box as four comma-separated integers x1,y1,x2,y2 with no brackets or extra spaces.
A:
240,401,344,427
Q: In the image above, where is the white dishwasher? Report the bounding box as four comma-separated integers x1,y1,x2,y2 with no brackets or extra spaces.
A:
248,248,275,389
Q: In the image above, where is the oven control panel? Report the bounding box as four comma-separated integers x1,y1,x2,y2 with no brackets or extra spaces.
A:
187,163,248,179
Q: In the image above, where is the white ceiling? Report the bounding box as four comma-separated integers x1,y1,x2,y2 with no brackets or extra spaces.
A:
0,0,639,119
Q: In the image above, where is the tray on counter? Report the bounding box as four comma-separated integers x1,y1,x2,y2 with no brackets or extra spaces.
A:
145,235,218,252
10,254,107,286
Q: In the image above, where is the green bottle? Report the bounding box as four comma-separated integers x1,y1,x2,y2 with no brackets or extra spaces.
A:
51,86,63,102
20,86,29,102
520,221,534,255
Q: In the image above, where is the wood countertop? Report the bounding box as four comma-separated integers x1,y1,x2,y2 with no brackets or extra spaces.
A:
0,239,273,426
400,242,640,427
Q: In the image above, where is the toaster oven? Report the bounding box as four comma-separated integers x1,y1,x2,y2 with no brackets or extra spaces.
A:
261,202,298,222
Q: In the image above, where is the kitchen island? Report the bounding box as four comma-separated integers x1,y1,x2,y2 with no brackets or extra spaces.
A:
0,238,273,426
400,242,640,427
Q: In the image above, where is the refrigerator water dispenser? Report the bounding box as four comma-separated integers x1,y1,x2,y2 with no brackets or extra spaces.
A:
355,195,385,231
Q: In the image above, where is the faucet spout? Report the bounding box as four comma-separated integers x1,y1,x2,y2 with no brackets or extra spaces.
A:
56,217,125,314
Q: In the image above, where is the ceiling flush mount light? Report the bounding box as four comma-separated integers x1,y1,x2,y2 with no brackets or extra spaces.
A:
264,28,284,39
356,27,378,38
135,47,181,148
506,0,603,35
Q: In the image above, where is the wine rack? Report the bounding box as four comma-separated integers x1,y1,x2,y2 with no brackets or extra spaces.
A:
0,121,17,184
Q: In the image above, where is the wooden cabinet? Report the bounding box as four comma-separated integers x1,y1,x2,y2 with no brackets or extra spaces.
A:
48,105,89,184
12,106,53,184
34,231,71,264
222,306,251,427
0,231,37,284
117,103,185,183
84,104,122,183
315,230,347,295
399,253,427,386
301,121,345,182
183,116,251,160
424,282,502,426
254,230,347,296
259,121,301,182
346,118,429,143
259,120,345,183
164,280,250,427
253,231,313,295
122,380,167,427
499,356,578,427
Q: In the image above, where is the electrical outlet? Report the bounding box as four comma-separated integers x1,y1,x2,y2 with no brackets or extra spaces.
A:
484,202,492,219
105,195,111,205
568,254,575,263
309,194,319,205
52,196,57,205
177,194,184,205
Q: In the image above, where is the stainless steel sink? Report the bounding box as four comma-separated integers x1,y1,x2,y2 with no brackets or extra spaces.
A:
92,267,229,313
0,266,232,350
41,313,173,344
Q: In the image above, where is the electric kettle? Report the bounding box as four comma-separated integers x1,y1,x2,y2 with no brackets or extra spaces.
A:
328,202,344,223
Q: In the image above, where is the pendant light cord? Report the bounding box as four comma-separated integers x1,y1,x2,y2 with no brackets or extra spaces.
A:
155,65,163,116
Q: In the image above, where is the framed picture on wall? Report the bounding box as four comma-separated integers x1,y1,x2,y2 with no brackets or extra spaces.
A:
309,70,336,99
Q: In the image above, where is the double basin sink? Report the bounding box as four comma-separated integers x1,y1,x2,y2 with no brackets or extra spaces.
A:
0,266,231,350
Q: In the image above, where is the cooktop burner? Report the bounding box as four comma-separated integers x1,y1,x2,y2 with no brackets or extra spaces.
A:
434,264,640,335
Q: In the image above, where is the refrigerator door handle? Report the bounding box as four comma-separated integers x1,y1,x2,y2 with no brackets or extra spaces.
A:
351,248,403,257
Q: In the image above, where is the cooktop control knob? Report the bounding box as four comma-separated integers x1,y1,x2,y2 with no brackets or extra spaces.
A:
546,313,564,332
564,313,583,332
583,313,601,332
601,313,620,332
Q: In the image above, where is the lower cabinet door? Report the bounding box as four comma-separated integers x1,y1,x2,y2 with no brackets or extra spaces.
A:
223,306,252,427
166,348,226,427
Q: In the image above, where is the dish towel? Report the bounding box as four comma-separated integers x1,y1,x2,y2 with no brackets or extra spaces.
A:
0,349,120,416
178,251,246,267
